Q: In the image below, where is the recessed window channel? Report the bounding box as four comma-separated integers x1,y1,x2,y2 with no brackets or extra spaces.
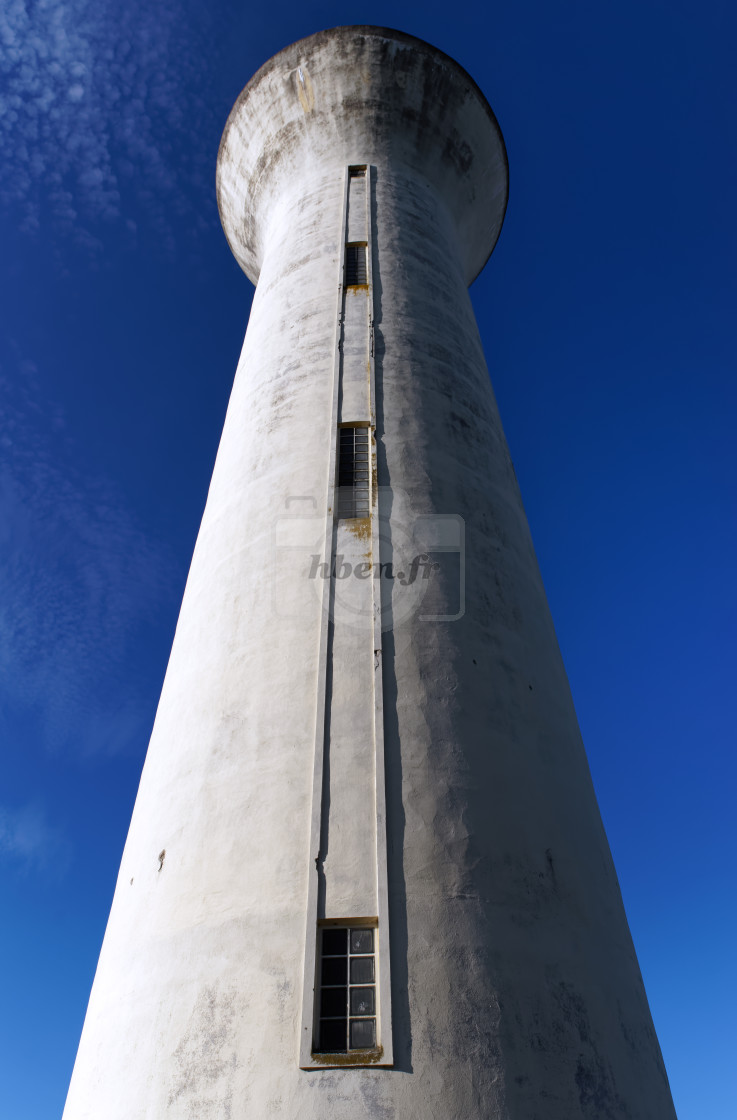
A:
337,426,370,519
348,166,366,179
345,243,367,286
318,926,377,1052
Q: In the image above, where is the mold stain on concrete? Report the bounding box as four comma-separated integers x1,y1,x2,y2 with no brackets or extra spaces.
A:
309,1046,384,1068
167,986,238,1115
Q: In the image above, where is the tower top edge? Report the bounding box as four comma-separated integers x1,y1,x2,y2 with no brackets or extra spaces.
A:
216,26,509,286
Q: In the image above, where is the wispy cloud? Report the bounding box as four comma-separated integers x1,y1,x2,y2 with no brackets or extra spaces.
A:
0,0,221,252
0,349,178,757
0,800,71,875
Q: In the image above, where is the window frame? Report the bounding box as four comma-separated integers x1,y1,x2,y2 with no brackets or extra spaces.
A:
314,919,381,1058
344,241,368,288
336,423,371,520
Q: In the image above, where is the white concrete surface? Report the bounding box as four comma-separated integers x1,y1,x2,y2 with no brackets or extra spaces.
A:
63,26,677,1120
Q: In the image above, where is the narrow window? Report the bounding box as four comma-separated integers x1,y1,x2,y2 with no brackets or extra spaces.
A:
345,243,367,286
318,925,377,1052
337,426,370,519
349,166,366,179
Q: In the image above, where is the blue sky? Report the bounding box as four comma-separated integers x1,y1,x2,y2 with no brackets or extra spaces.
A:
1,1,735,1116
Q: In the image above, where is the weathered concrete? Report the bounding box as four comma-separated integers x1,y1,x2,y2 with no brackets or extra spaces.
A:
64,26,677,1119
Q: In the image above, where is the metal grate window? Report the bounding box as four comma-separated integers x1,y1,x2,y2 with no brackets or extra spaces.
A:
337,427,370,519
318,926,377,1052
345,243,367,286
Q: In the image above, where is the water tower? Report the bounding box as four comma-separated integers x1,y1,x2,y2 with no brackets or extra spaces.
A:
64,27,676,1118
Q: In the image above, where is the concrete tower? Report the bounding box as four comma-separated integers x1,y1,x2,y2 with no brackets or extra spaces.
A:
64,27,676,1120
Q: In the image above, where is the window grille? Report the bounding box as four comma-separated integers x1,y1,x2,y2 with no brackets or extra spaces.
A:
317,926,377,1052
337,427,370,519
345,243,367,286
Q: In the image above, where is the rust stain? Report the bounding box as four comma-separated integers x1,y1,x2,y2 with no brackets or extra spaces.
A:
345,516,371,542
294,65,315,113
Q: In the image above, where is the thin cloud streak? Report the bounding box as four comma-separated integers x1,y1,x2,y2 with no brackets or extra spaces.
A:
0,352,177,758
0,0,220,251
0,800,71,876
